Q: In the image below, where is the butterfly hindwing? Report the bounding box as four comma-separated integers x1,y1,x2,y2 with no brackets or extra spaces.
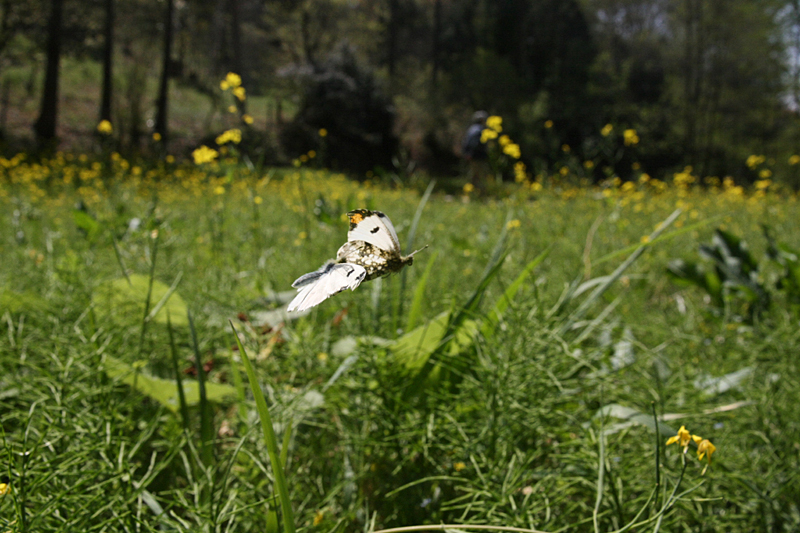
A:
347,209,401,253
287,262,367,312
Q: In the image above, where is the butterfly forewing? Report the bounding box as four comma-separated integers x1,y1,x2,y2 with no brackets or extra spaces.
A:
347,210,401,253
287,263,367,312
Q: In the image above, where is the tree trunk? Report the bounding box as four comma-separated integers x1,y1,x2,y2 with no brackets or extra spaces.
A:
100,0,114,123
430,0,441,94
387,0,398,78
33,0,64,143
154,0,174,140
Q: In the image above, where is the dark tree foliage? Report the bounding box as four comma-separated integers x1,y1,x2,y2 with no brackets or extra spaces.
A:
282,43,398,176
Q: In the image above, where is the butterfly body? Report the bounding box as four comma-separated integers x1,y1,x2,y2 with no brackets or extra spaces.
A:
336,240,413,281
287,209,426,312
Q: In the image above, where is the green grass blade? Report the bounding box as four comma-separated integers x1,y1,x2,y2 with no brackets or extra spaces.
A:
559,209,682,335
189,310,214,467
228,349,249,423
280,418,293,470
406,250,438,332
229,321,295,533
167,311,190,432
481,246,550,339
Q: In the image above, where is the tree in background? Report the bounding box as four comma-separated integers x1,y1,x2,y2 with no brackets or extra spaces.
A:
99,0,113,125
33,0,64,143
154,0,174,142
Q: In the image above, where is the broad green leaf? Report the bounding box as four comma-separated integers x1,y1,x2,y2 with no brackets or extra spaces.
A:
101,355,237,411
93,273,188,327
73,209,101,240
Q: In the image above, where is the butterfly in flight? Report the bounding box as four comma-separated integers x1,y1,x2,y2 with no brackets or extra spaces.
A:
288,209,426,312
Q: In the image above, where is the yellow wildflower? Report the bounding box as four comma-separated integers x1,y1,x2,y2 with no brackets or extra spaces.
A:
254,196,263,204
313,511,324,526
514,161,527,182
152,132,162,141
232,86,246,101
222,72,241,89
308,150,316,158
192,145,219,165
697,438,716,474
242,114,254,125
623,129,639,146
561,144,570,153
463,183,474,194
453,462,466,472
480,128,498,143
486,115,503,132
319,128,328,137
506,219,521,230
755,179,772,190
746,154,765,169
759,169,772,179
666,425,693,449
789,154,800,165
216,129,242,145
499,134,511,147
544,120,553,129
0,475,9,496
228,105,237,113
97,120,113,135
583,160,595,169
601,124,613,137
503,143,521,159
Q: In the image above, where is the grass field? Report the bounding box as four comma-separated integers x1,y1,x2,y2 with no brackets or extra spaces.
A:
2,153,800,532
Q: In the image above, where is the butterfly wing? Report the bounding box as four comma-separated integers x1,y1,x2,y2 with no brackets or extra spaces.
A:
287,262,367,312
346,209,401,253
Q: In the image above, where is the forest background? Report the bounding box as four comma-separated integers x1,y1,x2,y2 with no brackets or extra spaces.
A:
5,0,800,185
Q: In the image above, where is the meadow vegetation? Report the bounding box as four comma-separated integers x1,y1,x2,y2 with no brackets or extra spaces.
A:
2,150,800,532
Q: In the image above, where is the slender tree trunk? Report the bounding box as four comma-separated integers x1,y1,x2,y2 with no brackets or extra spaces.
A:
387,0,398,78
430,0,441,94
154,0,174,140
100,0,114,123
34,0,64,143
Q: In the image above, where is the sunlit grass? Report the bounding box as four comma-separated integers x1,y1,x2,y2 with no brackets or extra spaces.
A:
2,156,800,531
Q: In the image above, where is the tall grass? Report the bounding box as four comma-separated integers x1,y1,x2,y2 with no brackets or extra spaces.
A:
1,163,800,531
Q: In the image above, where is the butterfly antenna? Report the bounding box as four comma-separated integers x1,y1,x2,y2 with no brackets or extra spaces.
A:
407,244,429,257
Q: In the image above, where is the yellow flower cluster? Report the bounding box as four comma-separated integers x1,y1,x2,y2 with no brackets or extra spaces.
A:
216,129,242,145
601,124,613,137
192,145,219,165
746,154,766,169
623,128,639,146
96,120,113,135
666,425,717,475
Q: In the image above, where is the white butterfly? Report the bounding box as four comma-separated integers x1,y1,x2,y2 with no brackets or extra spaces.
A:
287,209,426,312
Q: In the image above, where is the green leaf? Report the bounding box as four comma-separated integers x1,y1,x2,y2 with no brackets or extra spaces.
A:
73,209,101,240
93,274,188,327
101,355,237,411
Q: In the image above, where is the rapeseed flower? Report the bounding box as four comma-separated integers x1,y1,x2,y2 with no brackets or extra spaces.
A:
486,115,503,132
623,129,639,146
192,145,219,165
220,72,242,90
232,86,246,101
746,155,765,169
503,143,521,159
97,120,113,135
480,128,498,143
789,154,800,165
242,114,254,125
216,129,242,145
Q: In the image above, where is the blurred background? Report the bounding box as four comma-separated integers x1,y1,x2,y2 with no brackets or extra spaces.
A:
3,0,800,185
